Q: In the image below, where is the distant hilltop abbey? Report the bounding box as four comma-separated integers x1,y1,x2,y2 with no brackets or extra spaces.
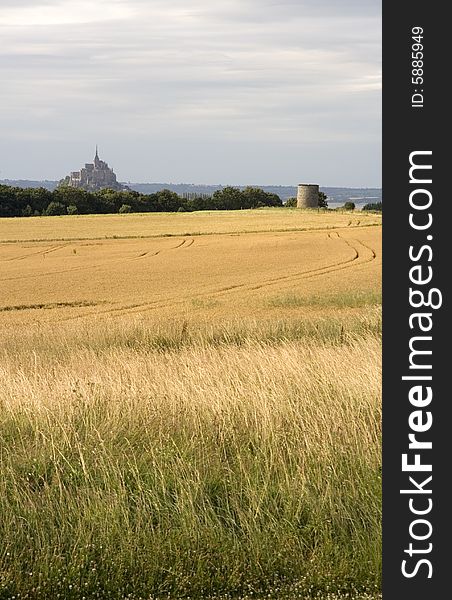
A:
60,147,128,191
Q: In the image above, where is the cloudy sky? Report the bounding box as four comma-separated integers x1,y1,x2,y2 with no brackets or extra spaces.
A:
0,0,381,186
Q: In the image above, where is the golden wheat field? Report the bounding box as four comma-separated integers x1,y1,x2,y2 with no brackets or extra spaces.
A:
0,209,381,327
0,208,382,599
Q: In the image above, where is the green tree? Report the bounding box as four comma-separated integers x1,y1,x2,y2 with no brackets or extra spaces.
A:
44,201,67,216
211,187,243,210
318,192,328,208
241,187,282,208
21,204,33,217
363,202,382,212
285,197,297,207
0,185,17,217
94,189,123,213
119,204,132,213
154,189,182,212
53,187,92,214
67,205,78,215
19,187,53,214
185,196,207,211
343,201,356,211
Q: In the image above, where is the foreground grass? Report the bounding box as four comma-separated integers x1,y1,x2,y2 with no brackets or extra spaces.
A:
0,316,381,599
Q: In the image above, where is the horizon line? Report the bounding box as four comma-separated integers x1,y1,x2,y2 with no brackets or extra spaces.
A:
0,178,382,190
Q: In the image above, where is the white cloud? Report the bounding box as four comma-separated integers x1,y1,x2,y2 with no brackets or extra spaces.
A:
0,0,381,186
0,0,133,26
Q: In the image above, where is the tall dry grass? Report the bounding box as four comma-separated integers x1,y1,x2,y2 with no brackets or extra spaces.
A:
0,316,381,599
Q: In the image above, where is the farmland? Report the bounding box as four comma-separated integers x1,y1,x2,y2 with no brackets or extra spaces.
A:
0,209,380,327
0,209,381,599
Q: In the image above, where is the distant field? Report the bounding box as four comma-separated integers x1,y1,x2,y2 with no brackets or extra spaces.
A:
0,209,381,599
0,209,381,327
0,208,381,242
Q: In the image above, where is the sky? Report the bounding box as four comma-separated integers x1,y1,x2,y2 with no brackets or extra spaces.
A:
0,0,381,186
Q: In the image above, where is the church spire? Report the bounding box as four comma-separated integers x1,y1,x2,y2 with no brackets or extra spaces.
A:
95,145,99,159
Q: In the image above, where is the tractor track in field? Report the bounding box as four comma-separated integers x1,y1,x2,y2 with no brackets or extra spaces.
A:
0,262,108,283
121,231,375,316
33,237,197,322
53,230,377,323
1,230,377,323
133,237,194,259
2,243,69,262
187,231,375,297
0,237,196,282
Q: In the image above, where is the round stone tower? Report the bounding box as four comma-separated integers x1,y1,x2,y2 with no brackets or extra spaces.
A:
296,184,319,208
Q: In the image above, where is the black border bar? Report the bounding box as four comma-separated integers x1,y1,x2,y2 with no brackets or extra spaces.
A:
383,2,450,597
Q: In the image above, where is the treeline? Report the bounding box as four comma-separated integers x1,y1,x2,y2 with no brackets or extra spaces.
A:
362,202,382,211
0,185,282,217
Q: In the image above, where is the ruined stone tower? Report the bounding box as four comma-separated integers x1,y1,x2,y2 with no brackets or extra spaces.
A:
296,184,319,208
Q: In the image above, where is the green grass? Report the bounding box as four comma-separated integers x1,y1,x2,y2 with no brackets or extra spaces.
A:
0,311,382,357
267,290,381,310
0,316,381,599
190,297,221,310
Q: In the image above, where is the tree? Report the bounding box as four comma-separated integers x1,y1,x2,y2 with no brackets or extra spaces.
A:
186,196,212,212
21,204,33,217
94,189,123,213
210,187,282,210
154,189,182,212
19,187,53,215
119,204,132,213
343,202,356,211
363,202,382,212
44,201,67,216
0,183,290,217
284,197,297,207
0,185,17,217
241,187,282,208
318,192,328,208
211,187,243,210
54,187,92,214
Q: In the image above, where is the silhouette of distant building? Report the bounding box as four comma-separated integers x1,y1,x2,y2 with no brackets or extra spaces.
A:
60,147,128,191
